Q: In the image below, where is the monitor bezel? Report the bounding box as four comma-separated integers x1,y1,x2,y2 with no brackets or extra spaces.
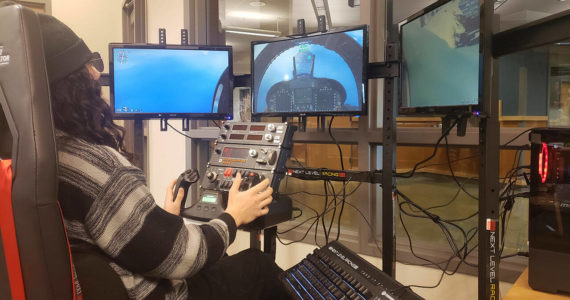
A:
109,43,234,120
250,25,369,118
397,0,482,116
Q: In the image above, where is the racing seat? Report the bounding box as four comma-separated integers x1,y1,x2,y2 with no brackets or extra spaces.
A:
0,4,127,299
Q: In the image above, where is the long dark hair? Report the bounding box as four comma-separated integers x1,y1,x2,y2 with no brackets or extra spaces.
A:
50,65,131,159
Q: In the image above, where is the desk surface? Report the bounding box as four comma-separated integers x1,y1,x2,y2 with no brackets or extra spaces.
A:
504,268,570,300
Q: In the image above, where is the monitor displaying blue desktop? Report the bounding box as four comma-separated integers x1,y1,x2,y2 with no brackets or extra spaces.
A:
399,0,480,114
110,44,233,119
251,26,368,116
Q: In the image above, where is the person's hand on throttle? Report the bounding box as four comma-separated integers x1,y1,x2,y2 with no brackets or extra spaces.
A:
225,173,273,227
164,178,184,216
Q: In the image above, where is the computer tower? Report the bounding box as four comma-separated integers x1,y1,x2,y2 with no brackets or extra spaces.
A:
529,128,570,293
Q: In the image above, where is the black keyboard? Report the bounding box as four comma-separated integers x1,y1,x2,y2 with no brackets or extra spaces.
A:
280,241,424,300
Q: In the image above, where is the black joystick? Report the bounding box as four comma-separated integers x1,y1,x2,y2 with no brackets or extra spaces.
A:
173,169,200,213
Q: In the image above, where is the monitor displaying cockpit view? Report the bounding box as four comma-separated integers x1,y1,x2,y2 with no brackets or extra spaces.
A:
110,45,232,119
252,27,367,116
400,0,480,112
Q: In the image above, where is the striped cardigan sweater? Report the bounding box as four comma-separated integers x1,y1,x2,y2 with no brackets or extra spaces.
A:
56,136,237,300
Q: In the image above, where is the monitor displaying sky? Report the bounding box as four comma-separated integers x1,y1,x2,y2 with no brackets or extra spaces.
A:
112,47,231,115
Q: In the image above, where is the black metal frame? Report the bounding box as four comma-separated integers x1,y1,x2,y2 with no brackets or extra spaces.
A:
478,1,500,299
379,1,501,298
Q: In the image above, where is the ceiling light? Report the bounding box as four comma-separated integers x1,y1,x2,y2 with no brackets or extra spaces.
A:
249,1,266,7
224,26,281,37
227,11,273,20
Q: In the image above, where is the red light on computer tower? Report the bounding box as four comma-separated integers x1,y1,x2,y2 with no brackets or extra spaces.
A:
538,142,549,183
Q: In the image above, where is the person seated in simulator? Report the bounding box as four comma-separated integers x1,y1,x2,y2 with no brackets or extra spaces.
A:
38,13,289,300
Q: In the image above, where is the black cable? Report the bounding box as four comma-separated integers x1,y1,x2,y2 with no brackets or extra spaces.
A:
277,199,320,235
292,207,303,219
396,190,478,272
166,121,192,139
444,136,478,200
424,176,477,211
291,154,307,169
328,116,347,241
321,180,329,245
501,251,529,259
502,129,532,147
326,180,338,244
328,116,345,170
396,119,459,178
281,182,362,197
278,217,321,245
343,201,382,255
417,155,477,171
211,120,222,129
277,177,360,246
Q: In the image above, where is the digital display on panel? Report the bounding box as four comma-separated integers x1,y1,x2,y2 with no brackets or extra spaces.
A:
247,135,263,141
232,125,248,130
222,147,249,159
229,134,245,140
201,194,218,203
252,27,367,116
250,125,266,131
400,0,480,113
110,45,233,118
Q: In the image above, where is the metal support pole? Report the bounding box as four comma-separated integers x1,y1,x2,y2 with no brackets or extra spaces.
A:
381,0,397,277
250,229,261,250
264,226,278,260
478,0,500,299
133,119,145,172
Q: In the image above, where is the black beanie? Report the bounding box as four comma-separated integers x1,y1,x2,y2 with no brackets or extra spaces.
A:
37,14,94,83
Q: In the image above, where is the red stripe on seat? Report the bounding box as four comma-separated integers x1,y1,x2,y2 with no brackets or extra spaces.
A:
57,202,82,300
0,160,25,299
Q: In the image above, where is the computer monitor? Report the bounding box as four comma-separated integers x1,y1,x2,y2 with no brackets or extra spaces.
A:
109,44,233,119
399,0,480,115
251,26,368,117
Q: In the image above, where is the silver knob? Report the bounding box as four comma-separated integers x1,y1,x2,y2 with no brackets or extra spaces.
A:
264,133,273,142
206,172,217,182
267,123,276,132
249,149,258,158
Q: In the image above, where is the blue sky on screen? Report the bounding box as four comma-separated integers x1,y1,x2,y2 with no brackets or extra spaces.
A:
253,30,363,112
113,48,228,113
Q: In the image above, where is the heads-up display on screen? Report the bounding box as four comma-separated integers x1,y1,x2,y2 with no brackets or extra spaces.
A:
251,26,368,116
110,45,233,119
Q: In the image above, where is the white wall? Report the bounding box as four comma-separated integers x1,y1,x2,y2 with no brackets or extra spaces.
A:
144,0,189,204
51,0,122,100
51,0,121,70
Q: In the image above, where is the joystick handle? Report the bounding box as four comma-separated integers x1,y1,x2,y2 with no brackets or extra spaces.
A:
173,169,200,213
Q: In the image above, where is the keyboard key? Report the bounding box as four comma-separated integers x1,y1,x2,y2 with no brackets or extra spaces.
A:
293,268,323,299
280,241,424,300
286,273,312,300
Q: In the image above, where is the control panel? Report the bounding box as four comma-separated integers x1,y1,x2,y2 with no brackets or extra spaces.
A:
181,122,296,228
